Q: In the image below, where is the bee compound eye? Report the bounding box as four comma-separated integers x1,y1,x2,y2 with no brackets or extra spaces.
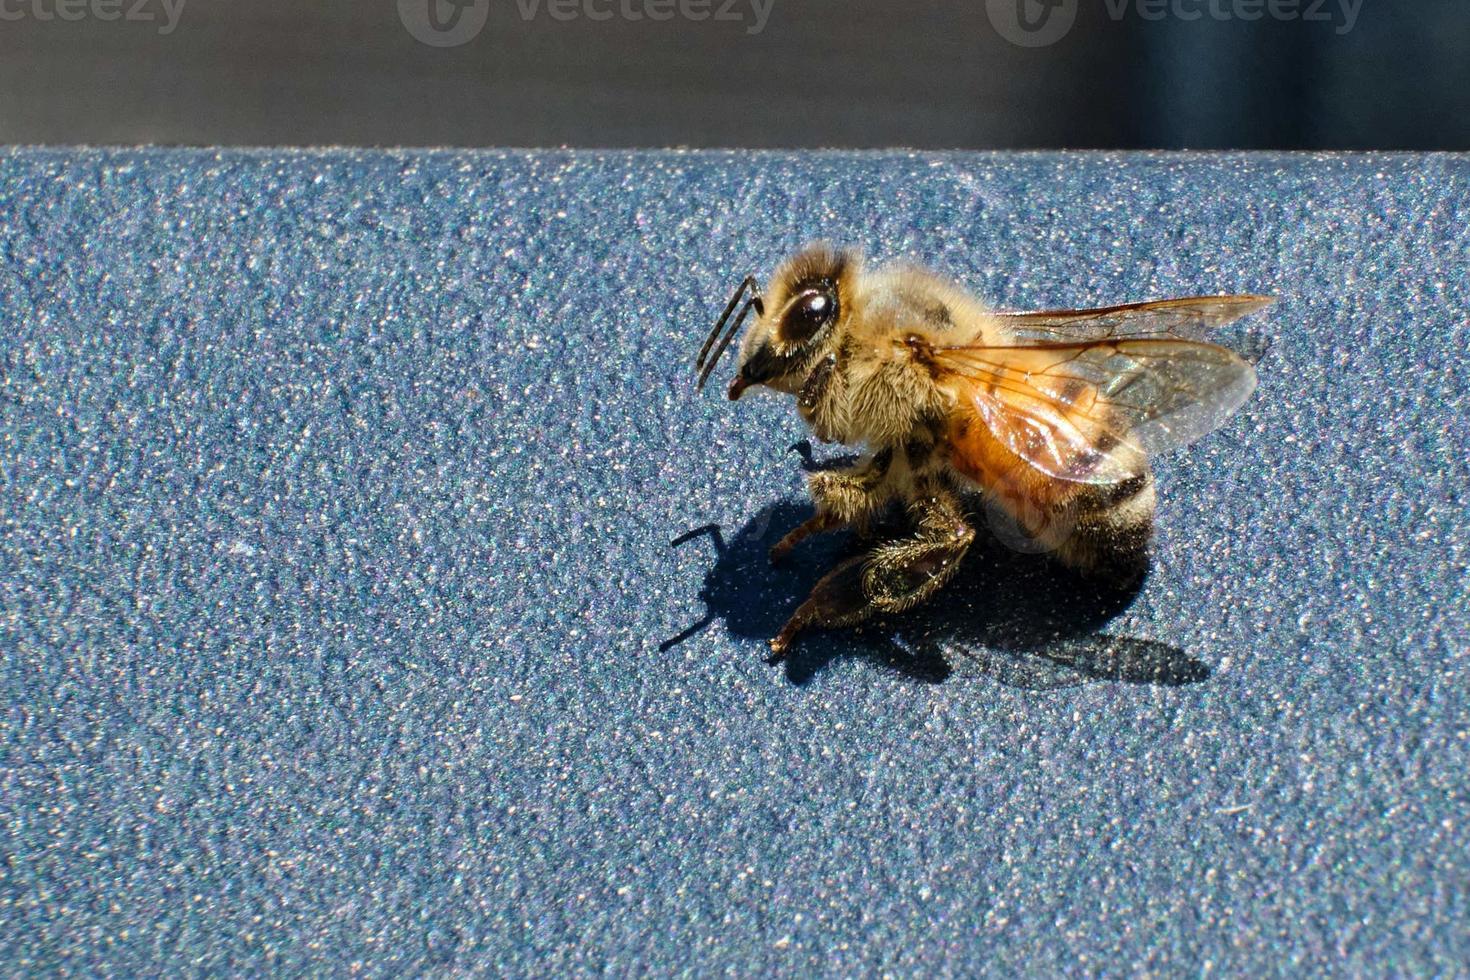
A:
783,287,838,342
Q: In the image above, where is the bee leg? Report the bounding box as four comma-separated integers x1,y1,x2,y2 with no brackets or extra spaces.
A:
769,511,846,565
769,485,972,657
862,487,974,615
769,555,874,658
769,448,894,564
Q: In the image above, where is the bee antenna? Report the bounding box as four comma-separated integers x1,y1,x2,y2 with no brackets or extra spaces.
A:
696,294,760,393
695,274,761,391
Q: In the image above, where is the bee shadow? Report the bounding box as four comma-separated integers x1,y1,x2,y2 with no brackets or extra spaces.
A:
664,497,1210,689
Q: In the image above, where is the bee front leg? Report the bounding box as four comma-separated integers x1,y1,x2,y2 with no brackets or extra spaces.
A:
768,510,847,565
769,448,893,565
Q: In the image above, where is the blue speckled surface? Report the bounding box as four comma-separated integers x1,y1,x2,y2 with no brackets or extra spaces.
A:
1,149,1466,974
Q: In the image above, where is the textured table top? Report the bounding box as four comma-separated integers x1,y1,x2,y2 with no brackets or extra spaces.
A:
1,148,1466,974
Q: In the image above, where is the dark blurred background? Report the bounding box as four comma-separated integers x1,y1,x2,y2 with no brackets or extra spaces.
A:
0,0,1465,148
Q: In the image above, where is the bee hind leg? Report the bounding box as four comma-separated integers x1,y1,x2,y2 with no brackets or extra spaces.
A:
862,487,974,615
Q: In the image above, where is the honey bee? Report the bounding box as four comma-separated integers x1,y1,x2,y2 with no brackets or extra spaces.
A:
695,243,1272,657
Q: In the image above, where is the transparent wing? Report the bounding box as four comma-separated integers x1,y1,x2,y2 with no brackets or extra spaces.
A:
994,295,1275,345
934,338,1258,485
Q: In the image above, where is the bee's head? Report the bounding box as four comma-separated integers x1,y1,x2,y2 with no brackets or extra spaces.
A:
695,244,853,401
